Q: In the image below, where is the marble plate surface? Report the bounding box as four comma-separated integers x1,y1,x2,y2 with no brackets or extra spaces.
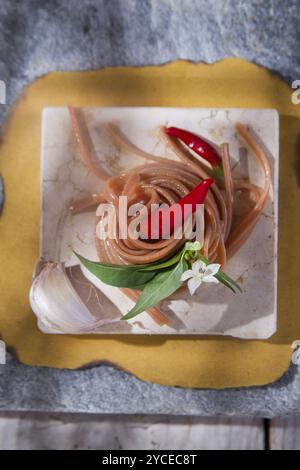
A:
40,107,278,338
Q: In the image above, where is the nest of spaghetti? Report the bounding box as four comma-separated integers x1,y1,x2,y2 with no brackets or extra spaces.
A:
69,107,271,325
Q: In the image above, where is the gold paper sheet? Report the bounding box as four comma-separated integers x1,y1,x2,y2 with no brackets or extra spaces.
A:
0,59,299,388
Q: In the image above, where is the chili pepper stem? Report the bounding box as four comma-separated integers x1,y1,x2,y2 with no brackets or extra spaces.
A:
212,164,224,180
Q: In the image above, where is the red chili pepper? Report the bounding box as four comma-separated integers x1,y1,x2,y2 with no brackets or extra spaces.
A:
140,178,214,240
166,126,223,177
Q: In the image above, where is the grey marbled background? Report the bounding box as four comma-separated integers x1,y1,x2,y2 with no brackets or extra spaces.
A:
0,0,300,417
0,0,299,122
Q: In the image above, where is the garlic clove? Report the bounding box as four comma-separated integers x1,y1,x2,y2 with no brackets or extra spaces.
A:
29,261,128,334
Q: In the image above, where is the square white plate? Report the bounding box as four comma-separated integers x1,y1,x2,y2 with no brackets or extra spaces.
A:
40,107,278,338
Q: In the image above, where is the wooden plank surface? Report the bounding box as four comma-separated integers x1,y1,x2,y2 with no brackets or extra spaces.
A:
270,418,300,450
7,414,300,450
0,414,265,450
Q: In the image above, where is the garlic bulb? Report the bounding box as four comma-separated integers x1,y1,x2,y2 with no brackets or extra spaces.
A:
30,261,122,334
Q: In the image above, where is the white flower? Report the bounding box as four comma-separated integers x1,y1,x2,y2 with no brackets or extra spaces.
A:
180,260,221,295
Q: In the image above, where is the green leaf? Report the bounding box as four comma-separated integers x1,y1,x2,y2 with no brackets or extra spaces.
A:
76,249,182,271
141,250,183,271
214,271,242,293
121,258,188,320
121,249,183,272
75,237,241,322
75,252,157,289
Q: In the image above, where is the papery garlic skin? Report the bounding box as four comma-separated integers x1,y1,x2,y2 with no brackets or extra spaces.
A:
29,262,119,334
